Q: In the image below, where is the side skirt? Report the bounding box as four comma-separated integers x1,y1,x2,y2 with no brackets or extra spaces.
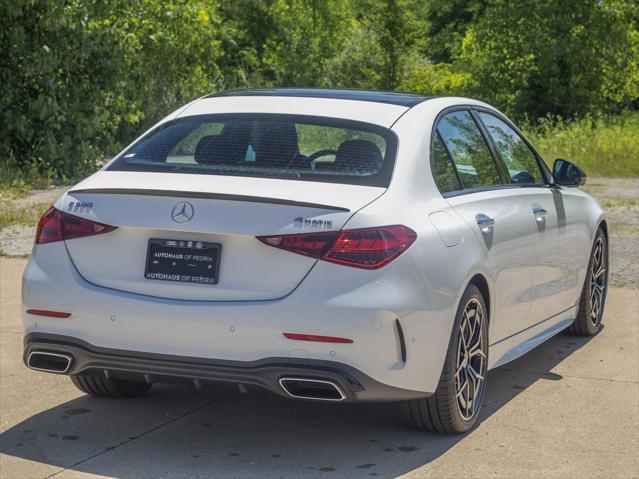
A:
488,307,576,369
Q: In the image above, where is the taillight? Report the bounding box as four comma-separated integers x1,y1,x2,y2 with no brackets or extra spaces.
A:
35,207,116,244
257,225,416,269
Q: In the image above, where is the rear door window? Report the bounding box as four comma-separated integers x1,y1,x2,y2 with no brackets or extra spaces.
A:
109,115,396,187
477,112,545,185
436,111,501,189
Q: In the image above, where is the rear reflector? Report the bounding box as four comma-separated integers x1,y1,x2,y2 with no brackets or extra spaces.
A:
283,333,353,343
258,225,417,269
36,207,116,244
26,309,72,318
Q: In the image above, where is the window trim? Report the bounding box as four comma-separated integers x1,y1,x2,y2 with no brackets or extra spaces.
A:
433,130,464,191
469,109,511,184
429,105,552,198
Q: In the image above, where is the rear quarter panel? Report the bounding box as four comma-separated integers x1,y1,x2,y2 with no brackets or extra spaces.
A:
331,97,497,392
558,186,606,289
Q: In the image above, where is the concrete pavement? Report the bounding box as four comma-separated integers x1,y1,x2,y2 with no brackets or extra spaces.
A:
1,258,637,478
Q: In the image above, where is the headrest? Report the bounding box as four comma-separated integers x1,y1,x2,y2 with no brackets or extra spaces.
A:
254,122,299,167
333,139,383,172
194,135,245,164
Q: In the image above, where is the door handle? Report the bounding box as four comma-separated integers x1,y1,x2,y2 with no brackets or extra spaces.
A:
475,214,495,233
532,206,547,222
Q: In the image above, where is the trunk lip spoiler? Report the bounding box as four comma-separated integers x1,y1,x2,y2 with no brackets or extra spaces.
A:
67,188,350,212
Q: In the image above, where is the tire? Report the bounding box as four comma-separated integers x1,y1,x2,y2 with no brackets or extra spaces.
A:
567,228,608,336
71,375,151,398
399,283,489,434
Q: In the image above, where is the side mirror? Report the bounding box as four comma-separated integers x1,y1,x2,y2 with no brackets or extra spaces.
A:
553,159,587,187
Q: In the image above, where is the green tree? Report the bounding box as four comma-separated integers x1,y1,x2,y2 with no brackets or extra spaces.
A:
400,60,475,96
217,0,279,87
0,1,126,178
100,0,225,140
3,0,638,183
425,0,486,63
0,0,226,179
261,0,354,87
324,20,385,89
357,0,428,90
460,0,639,120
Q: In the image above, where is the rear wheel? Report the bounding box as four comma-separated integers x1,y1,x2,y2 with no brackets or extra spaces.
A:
568,228,608,336
399,284,488,434
71,375,151,398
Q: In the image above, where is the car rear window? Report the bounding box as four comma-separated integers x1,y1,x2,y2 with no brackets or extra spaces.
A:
108,114,397,187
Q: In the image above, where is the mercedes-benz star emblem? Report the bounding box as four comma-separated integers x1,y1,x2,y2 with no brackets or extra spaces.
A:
171,202,194,224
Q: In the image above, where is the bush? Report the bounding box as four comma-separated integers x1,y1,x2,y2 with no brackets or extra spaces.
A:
400,60,476,97
1,0,637,187
525,112,639,177
0,1,225,184
460,0,639,121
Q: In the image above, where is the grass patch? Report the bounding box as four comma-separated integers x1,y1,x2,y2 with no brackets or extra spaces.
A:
0,180,33,201
0,158,61,199
525,111,639,177
598,197,639,209
0,201,50,230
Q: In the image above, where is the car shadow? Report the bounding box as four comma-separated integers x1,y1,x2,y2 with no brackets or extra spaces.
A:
0,331,596,478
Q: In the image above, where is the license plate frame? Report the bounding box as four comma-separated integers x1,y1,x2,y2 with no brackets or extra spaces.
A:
144,238,221,285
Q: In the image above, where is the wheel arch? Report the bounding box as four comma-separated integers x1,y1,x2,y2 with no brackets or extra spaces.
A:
468,273,491,325
598,219,608,240
451,266,494,335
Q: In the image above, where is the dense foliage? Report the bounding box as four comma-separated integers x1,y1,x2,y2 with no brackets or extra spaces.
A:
526,111,639,178
1,0,638,182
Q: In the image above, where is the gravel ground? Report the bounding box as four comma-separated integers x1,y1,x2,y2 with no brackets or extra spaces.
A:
0,186,67,257
581,177,639,288
0,225,34,258
1,179,637,286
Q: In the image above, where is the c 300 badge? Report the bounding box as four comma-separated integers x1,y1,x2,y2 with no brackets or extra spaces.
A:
67,201,93,214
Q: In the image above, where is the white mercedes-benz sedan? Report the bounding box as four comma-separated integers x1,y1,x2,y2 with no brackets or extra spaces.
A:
22,89,607,433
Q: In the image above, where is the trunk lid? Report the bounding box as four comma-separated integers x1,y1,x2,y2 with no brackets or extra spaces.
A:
61,171,385,301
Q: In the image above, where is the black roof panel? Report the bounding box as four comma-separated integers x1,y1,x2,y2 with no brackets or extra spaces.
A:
206,88,432,107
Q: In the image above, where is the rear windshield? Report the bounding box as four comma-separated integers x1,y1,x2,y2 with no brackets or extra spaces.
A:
108,114,397,187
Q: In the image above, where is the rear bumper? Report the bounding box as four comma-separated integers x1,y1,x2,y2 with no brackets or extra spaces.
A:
23,333,428,402
22,242,458,395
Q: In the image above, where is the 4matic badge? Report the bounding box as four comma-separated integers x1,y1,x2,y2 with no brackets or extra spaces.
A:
293,216,333,230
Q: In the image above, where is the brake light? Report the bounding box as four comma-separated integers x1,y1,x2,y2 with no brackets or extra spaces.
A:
35,207,116,244
257,225,416,269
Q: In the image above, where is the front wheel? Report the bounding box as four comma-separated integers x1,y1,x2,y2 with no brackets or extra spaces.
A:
399,283,488,434
568,228,608,336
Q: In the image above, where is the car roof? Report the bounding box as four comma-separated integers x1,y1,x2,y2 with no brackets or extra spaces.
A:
181,89,435,128
205,88,433,107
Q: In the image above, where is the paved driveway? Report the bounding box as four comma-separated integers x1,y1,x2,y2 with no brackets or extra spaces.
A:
1,258,637,478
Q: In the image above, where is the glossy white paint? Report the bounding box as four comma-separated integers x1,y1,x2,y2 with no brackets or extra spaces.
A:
22,94,605,396
62,173,385,301
529,187,597,321
445,189,539,343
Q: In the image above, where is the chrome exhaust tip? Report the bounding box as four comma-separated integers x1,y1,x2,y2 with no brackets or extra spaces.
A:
27,351,72,374
279,377,346,402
